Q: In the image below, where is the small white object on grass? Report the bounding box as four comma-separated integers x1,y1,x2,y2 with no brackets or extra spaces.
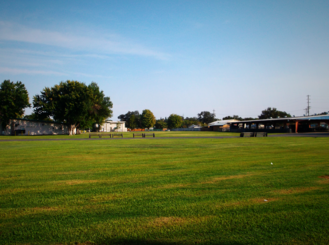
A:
271,162,273,165
264,199,268,202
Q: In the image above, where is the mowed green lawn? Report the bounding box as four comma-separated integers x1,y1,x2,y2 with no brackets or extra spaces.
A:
0,136,328,244
0,131,239,140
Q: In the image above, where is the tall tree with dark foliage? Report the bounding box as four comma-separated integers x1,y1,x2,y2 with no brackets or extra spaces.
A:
0,80,30,129
198,111,216,125
33,80,112,135
258,107,291,119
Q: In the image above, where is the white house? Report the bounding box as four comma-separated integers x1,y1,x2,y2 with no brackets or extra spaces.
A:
100,120,127,132
1,118,73,135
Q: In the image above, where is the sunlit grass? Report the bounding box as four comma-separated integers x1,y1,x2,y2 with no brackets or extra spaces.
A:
0,131,240,140
0,137,328,244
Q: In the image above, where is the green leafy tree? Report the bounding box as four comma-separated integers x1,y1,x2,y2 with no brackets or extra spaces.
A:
118,111,141,128
258,107,291,119
0,80,31,129
23,113,53,122
223,115,242,120
128,114,138,129
141,109,156,129
155,119,167,129
181,117,200,128
33,80,112,135
85,82,113,131
197,111,216,125
167,114,183,129
23,113,38,120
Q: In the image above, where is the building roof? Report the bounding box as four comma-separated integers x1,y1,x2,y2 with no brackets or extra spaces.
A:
227,114,329,124
11,118,64,124
188,124,201,128
104,120,125,123
208,119,240,126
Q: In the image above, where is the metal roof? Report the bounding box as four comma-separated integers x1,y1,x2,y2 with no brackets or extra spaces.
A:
209,119,240,126
11,118,64,124
104,120,125,123
227,115,329,124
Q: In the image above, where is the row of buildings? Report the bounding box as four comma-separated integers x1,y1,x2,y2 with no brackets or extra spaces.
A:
1,114,328,136
208,115,329,133
0,119,127,136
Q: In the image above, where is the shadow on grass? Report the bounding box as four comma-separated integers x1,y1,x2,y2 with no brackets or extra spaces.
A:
92,238,245,245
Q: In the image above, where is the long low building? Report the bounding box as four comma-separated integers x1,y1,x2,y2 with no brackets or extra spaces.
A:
226,115,329,133
1,118,127,135
208,119,240,131
1,118,73,135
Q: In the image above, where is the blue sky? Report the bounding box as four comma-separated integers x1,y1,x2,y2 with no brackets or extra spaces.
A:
1,0,328,120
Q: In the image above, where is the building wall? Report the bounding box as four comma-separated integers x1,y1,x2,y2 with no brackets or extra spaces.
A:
3,119,70,135
100,121,127,132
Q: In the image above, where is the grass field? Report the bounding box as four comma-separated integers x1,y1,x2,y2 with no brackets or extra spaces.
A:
0,134,328,244
0,131,240,140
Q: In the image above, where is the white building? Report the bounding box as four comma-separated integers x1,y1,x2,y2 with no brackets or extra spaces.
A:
208,119,240,131
1,118,73,135
188,124,201,129
100,120,127,132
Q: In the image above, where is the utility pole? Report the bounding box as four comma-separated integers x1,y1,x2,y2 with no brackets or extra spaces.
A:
305,95,310,116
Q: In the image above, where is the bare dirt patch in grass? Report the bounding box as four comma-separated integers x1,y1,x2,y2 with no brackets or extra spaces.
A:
66,180,100,185
203,173,254,184
0,177,18,181
148,216,214,229
160,183,191,189
55,180,101,185
273,187,321,195
56,171,89,175
318,177,329,184
151,217,187,227
32,206,60,211
55,178,142,187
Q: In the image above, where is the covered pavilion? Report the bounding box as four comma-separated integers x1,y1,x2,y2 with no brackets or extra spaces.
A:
227,114,329,133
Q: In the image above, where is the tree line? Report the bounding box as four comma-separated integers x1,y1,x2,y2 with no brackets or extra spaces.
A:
118,111,218,129
120,108,293,130
0,80,112,135
1,79,300,134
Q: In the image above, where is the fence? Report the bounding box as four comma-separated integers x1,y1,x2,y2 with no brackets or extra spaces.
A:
170,128,201,131
218,128,230,132
130,129,145,132
129,128,168,132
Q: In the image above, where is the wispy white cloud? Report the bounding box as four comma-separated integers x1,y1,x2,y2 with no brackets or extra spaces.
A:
0,67,67,75
0,65,112,78
0,21,170,60
0,47,111,63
